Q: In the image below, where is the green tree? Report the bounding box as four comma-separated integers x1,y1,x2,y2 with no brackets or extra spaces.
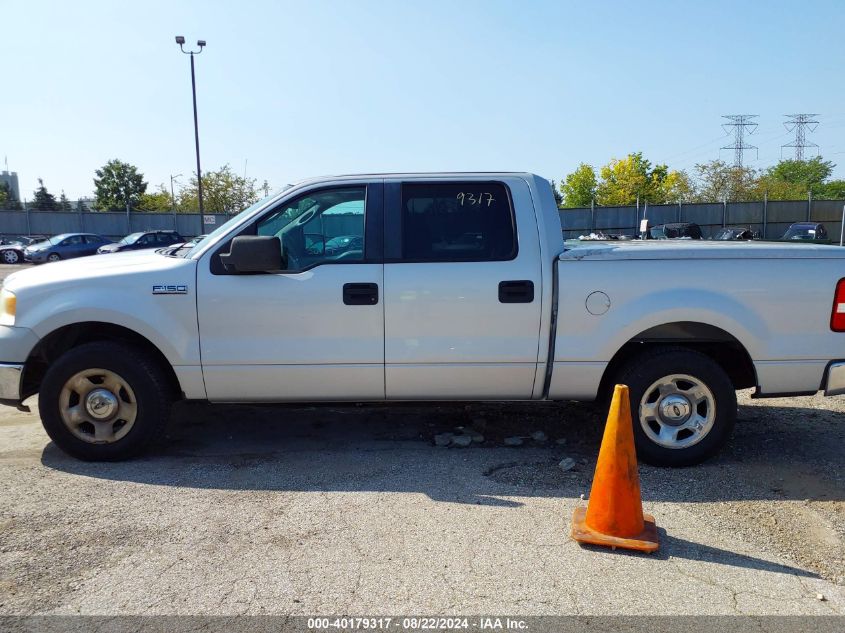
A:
820,179,845,200
76,199,88,213
59,191,72,211
693,160,759,202
0,182,22,210
661,170,696,202
594,153,686,205
32,178,59,211
94,159,147,212
178,165,264,214
137,185,174,212
548,180,564,207
757,157,833,199
559,163,597,207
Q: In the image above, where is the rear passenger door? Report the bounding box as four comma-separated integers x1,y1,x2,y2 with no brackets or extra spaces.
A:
83,235,105,255
383,177,543,399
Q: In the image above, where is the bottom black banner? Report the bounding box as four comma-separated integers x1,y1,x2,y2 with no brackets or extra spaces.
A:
1,616,843,633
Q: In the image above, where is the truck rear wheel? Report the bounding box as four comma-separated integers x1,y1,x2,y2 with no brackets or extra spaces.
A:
614,347,736,467
39,341,173,461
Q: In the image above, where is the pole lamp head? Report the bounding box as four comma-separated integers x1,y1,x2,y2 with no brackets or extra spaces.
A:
175,35,185,45
197,40,206,48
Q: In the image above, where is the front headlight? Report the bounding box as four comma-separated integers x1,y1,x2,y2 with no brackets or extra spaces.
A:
0,288,15,326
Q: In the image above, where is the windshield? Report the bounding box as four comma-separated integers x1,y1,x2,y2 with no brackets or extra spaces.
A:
650,226,684,238
119,232,144,245
182,190,288,258
782,226,816,240
45,233,72,246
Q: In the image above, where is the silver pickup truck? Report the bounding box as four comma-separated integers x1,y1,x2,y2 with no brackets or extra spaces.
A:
1,172,844,465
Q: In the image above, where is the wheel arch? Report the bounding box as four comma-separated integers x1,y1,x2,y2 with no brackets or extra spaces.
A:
22,321,182,401
597,321,757,403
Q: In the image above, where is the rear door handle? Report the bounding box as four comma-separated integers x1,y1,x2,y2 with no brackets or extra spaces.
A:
498,280,534,303
343,282,379,306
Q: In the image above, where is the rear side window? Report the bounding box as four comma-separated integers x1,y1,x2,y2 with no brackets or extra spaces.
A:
401,182,516,261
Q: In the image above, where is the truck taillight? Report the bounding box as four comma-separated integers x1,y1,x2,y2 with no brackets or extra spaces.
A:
832,279,845,332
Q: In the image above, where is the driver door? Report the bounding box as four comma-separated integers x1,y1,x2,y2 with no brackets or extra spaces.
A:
196,181,385,402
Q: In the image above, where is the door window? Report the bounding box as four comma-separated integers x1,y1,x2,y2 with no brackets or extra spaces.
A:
400,182,516,261
256,187,366,271
61,235,84,246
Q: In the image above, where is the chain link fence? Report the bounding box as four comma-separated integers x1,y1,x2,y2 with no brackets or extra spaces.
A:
0,204,229,240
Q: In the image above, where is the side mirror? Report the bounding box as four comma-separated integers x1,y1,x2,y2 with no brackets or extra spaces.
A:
220,235,286,273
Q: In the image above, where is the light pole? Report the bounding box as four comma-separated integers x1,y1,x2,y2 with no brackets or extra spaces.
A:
170,173,182,231
174,36,206,221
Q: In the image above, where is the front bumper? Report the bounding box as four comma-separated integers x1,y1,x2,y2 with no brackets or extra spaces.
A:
24,251,48,263
0,326,40,404
824,362,845,396
0,363,24,402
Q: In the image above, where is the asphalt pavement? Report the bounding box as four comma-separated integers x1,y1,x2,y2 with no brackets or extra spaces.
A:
1,396,843,616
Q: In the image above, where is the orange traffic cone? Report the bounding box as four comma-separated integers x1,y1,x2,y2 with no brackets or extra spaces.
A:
571,384,659,553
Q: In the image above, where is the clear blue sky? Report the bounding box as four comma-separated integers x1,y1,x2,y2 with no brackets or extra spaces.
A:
4,0,845,199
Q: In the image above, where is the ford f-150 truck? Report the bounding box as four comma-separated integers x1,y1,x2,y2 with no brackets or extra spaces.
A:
1,172,844,466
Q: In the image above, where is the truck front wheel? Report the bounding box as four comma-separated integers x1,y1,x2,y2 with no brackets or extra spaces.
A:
39,341,173,461
615,347,736,467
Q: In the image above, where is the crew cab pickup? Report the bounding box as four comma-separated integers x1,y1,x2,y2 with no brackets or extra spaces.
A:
1,172,845,465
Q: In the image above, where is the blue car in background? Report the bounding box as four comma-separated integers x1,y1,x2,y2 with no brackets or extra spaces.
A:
97,230,184,254
24,233,112,263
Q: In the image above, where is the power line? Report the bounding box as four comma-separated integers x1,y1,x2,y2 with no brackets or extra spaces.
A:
720,114,758,168
781,114,819,160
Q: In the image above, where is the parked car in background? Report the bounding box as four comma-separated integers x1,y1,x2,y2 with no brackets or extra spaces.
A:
713,227,757,241
779,222,829,243
648,222,703,240
97,230,184,254
163,234,207,257
24,233,111,263
323,234,364,256
0,235,44,247
0,237,48,264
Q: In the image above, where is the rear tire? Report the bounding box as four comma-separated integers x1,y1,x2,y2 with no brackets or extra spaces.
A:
614,346,736,467
39,341,173,461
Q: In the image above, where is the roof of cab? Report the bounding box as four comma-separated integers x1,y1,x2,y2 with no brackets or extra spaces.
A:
287,172,537,187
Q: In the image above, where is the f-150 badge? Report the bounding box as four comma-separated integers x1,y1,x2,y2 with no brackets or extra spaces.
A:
153,285,188,295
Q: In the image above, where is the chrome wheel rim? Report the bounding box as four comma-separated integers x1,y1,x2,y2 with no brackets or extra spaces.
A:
2,251,18,264
59,368,138,444
47,254,60,262
639,374,715,449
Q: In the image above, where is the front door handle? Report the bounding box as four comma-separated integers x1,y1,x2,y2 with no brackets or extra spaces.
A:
498,280,534,303
343,282,379,306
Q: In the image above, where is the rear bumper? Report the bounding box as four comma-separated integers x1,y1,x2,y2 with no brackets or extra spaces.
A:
824,361,845,396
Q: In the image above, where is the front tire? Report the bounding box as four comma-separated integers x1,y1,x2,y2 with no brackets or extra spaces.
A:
47,253,61,262
39,341,173,461
615,347,736,467
2,250,20,264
